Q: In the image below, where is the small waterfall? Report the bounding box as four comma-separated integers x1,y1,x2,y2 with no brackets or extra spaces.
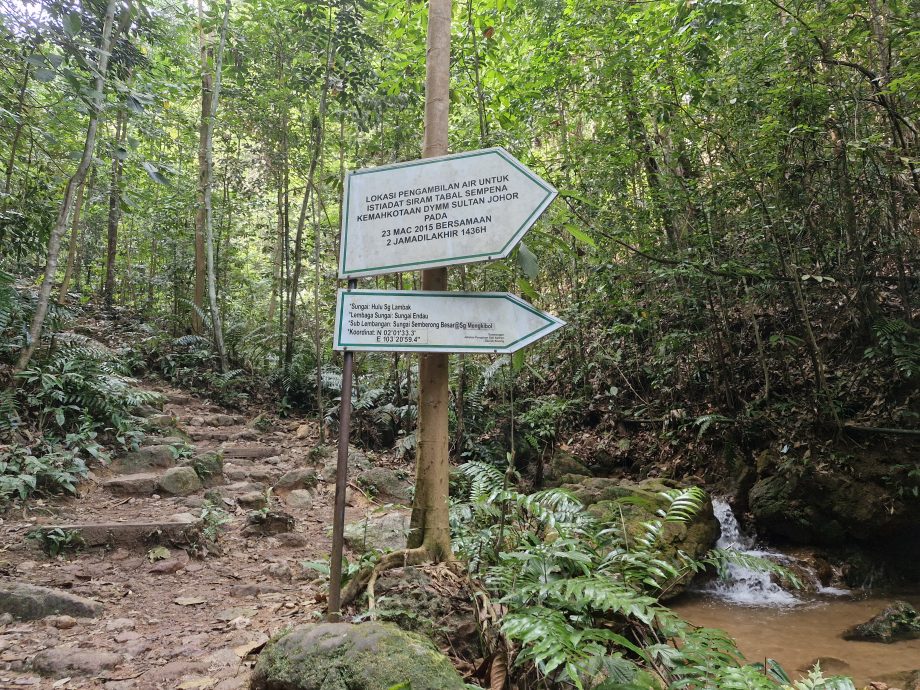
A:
704,498,801,607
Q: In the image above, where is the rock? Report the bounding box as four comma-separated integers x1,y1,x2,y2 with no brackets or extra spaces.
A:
265,562,292,582
35,516,202,548
101,472,159,496
748,457,918,551
105,618,135,632
232,429,259,441
373,566,481,660
244,510,294,536
116,444,175,472
250,621,466,690
318,447,371,482
32,646,121,677
561,477,719,596
45,615,77,629
158,466,203,496
343,511,410,553
544,451,591,486
182,452,224,485
295,424,311,438
844,601,920,643
223,464,248,481
905,670,920,690
285,489,314,511
229,583,283,598
356,467,411,503
275,532,309,548
237,491,268,509
205,413,237,427
146,413,177,431
222,445,278,460
247,465,276,482
0,582,102,620
274,468,319,493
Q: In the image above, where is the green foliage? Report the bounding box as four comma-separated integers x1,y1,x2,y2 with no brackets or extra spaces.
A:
28,527,85,558
0,434,95,505
451,465,841,688
199,500,232,543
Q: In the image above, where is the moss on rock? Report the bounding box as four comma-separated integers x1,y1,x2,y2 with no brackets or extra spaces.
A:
250,621,466,690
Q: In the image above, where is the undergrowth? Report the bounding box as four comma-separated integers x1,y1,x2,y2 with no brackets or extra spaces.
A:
0,275,161,506
451,461,854,690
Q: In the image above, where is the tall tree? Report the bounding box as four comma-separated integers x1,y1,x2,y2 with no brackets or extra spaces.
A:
196,0,230,371
406,0,452,561
15,0,126,372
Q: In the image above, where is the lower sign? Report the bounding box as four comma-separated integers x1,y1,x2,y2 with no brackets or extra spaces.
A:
333,290,565,354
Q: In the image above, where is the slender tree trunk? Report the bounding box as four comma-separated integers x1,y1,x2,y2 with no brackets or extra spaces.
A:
407,0,452,561
58,173,89,304
283,16,336,371
197,0,231,371
15,0,122,373
103,109,127,305
3,51,32,196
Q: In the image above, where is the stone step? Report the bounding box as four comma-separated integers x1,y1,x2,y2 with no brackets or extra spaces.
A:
189,428,236,441
112,445,176,474
35,514,202,548
100,472,160,496
222,445,278,459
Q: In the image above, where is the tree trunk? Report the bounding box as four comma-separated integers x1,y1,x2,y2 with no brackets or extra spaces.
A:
407,0,452,561
58,172,89,304
14,0,122,373
103,109,127,305
3,50,32,196
197,0,231,372
283,15,336,371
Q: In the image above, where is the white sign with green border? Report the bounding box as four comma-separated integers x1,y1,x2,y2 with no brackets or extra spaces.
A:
333,289,565,354
338,147,557,278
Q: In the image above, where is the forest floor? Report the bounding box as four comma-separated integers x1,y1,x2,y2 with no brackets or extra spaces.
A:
0,379,396,689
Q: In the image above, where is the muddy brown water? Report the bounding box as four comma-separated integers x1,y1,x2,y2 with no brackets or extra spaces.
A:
674,592,920,686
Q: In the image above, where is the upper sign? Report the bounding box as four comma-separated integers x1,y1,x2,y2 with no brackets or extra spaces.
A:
333,289,565,354
338,147,557,278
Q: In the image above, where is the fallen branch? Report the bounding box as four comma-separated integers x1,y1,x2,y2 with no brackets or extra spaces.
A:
843,423,920,437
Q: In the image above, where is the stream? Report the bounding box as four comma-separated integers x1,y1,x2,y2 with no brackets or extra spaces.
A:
673,500,920,686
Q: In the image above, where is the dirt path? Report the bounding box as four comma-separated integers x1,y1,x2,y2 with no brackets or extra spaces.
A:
0,382,398,689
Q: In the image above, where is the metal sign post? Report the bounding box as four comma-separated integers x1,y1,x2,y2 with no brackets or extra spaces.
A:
327,278,357,621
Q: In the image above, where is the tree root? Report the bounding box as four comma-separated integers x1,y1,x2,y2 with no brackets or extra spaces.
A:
340,547,464,610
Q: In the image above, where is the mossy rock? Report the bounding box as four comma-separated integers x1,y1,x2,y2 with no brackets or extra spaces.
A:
560,476,719,597
181,451,224,486
843,601,920,643
544,451,591,486
250,621,466,690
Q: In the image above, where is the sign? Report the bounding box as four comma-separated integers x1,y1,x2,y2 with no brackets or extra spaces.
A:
338,147,557,278
333,289,565,354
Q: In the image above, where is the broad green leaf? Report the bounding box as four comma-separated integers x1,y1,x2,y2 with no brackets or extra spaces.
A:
63,12,82,37
516,242,538,279
564,223,596,248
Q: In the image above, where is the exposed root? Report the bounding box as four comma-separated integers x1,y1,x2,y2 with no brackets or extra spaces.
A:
340,547,430,608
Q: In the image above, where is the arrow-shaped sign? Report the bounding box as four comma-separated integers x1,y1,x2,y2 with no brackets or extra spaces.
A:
338,147,557,278
333,290,565,354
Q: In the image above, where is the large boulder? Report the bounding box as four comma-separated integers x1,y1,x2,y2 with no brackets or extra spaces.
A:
843,601,920,643
747,452,919,551
356,467,411,503
561,477,720,578
250,621,466,690
343,510,410,553
115,444,175,472
157,466,202,496
0,582,102,620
